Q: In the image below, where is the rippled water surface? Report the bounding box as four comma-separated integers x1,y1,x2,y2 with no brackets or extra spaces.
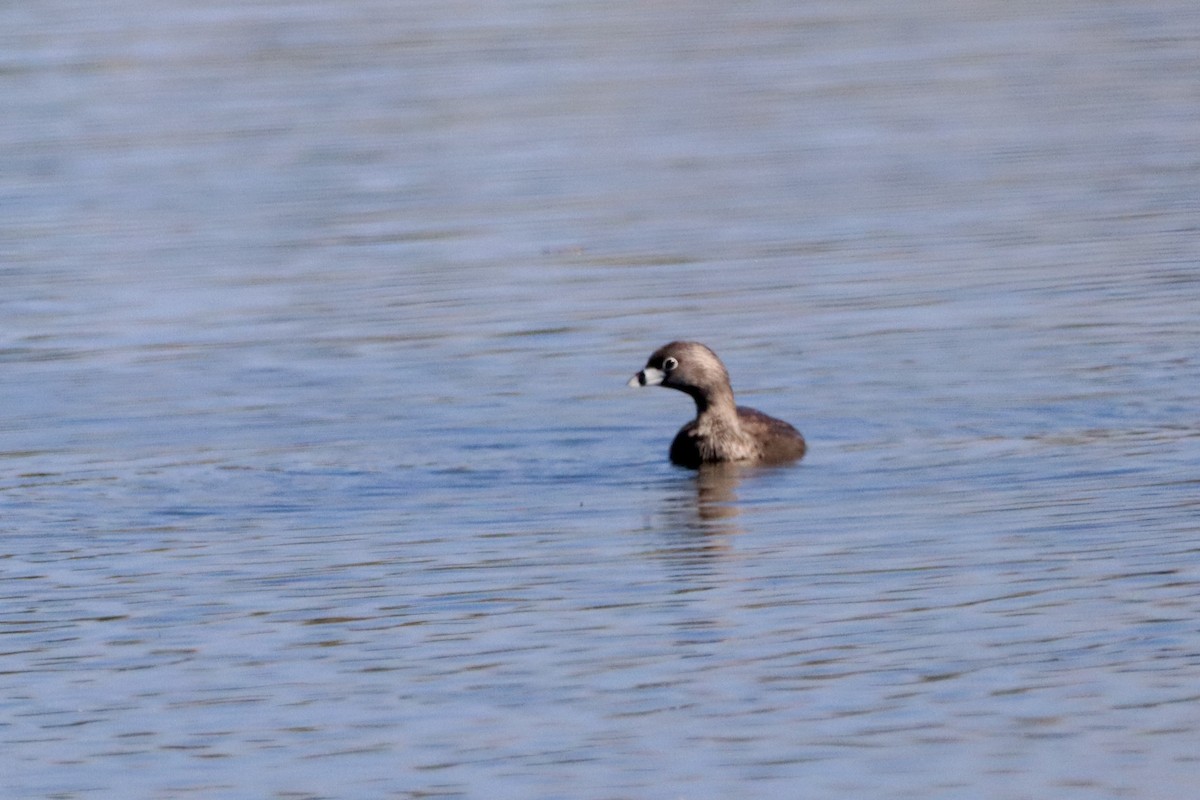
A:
3,1,1200,798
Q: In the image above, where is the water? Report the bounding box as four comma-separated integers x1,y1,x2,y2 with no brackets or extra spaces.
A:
3,1,1199,797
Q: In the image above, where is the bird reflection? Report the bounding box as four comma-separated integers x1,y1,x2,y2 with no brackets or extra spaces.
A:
647,463,747,571
693,462,745,528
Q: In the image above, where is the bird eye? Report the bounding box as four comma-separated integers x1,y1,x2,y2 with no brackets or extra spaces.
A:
662,356,678,371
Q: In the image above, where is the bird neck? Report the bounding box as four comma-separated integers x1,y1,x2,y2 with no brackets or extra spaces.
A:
693,385,738,425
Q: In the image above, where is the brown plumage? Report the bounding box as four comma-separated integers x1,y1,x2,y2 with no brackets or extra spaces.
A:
628,341,806,468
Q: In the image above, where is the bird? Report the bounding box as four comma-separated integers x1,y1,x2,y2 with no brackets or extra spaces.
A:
628,341,806,468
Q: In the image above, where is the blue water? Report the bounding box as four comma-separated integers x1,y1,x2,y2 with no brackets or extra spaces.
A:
3,1,1199,798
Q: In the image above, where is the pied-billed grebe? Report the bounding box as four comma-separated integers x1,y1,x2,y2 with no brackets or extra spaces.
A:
628,341,806,468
